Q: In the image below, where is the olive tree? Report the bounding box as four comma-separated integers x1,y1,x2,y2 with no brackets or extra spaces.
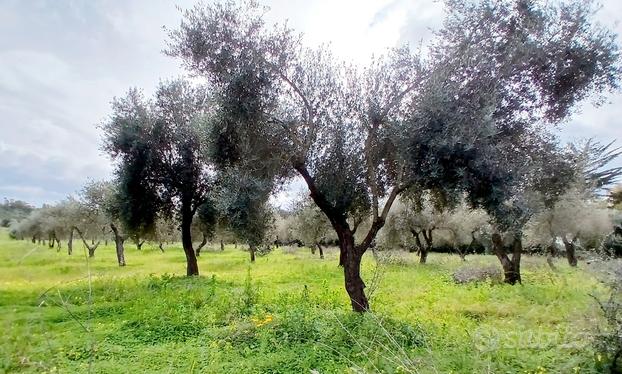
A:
153,217,179,252
101,80,216,275
78,181,128,265
272,210,297,247
167,0,620,309
525,139,621,266
293,198,335,258
387,194,452,264
193,199,218,256
0,199,33,228
527,187,612,265
14,209,44,244
424,0,620,284
217,168,274,262
382,194,491,262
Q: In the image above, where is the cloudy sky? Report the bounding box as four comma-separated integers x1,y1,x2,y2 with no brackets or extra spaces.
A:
1,0,621,207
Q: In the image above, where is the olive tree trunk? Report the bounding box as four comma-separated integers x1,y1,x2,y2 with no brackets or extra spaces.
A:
181,205,199,276
316,243,324,259
492,232,522,284
421,229,434,264
562,236,578,267
249,244,256,262
195,233,207,257
110,223,126,266
337,227,368,312
74,227,100,258
67,228,74,255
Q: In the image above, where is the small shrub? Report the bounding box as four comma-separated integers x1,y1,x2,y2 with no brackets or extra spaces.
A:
590,260,622,372
281,245,297,255
600,231,622,258
373,250,414,267
453,265,502,284
117,318,204,344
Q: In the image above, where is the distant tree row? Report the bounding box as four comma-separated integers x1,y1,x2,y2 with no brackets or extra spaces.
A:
0,199,33,227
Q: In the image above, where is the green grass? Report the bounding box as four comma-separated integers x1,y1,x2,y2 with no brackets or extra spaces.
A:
0,228,611,373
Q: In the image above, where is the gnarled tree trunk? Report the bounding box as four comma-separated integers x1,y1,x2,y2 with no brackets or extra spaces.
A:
195,232,207,257
562,236,578,267
421,229,434,264
249,244,256,262
338,226,368,312
492,232,522,284
316,242,324,259
110,223,126,266
74,227,100,257
181,204,199,276
67,228,74,255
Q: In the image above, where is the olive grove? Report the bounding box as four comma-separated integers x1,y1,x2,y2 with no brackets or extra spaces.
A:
165,0,620,311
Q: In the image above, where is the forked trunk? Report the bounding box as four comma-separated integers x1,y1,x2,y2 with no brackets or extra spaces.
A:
84,238,99,257
562,236,578,267
339,227,368,312
181,206,199,276
88,244,98,258
492,232,522,285
110,223,126,266
74,227,100,258
195,233,207,257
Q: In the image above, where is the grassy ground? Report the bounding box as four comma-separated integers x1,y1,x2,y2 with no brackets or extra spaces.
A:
0,228,611,373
